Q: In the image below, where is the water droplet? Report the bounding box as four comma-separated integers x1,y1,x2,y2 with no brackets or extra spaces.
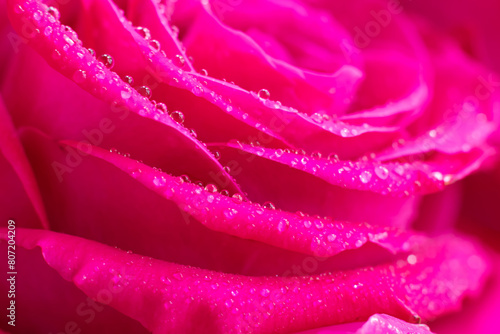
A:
189,129,197,138
355,240,363,247
394,165,405,176
169,111,184,124
304,220,312,228
151,104,166,115
95,70,105,80
33,10,42,21
314,220,324,229
135,84,153,100
99,54,114,69
374,166,389,180
231,193,243,204
153,176,166,187
87,48,95,57
327,153,339,162
14,4,24,14
311,113,323,124
174,55,185,67
327,234,336,242
311,151,322,159
431,171,443,181
63,34,75,46
47,6,60,20
220,189,229,196
340,128,350,137
121,87,132,99
277,218,289,232
407,254,417,265
263,202,276,210
205,184,218,193
258,89,270,99
224,208,238,219
135,26,151,40
144,36,158,51
43,26,53,36
260,288,270,297
173,272,183,280
72,70,86,83
359,170,372,183
200,69,208,76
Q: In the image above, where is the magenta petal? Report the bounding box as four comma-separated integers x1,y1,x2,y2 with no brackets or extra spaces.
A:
5,0,242,192
0,231,149,333
3,228,488,333
62,139,421,257
294,314,434,334
0,96,48,228
222,142,447,196
177,0,362,116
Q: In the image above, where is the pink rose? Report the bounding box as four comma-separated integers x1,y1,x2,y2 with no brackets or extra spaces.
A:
0,0,499,333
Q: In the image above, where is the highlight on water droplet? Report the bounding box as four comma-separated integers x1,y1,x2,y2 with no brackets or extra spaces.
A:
137,86,152,99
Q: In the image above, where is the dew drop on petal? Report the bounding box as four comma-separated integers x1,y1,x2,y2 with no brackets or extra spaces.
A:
258,89,270,100
340,128,350,137
311,113,323,124
263,202,276,210
121,87,132,99
99,54,114,69
33,10,42,21
224,208,238,219
43,26,53,36
359,171,372,184
135,26,151,40
72,70,86,83
200,69,208,76
327,234,337,242
154,102,167,114
431,171,444,181
123,75,134,85
47,6,60,20
174,55,185,67
231,193,243,204
153,176,166,187
149,39,161,51
374,166,389,180
311,151,322,159
205,184,218,193
170,111,184,124
137,86,152,99
277,218,289,232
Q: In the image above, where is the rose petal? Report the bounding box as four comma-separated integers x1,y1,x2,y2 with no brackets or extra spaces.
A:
62,138,422,258
2,228,488,333
5,0,243,193
0,231,149,333
0,96,47,228
294,313,434,334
